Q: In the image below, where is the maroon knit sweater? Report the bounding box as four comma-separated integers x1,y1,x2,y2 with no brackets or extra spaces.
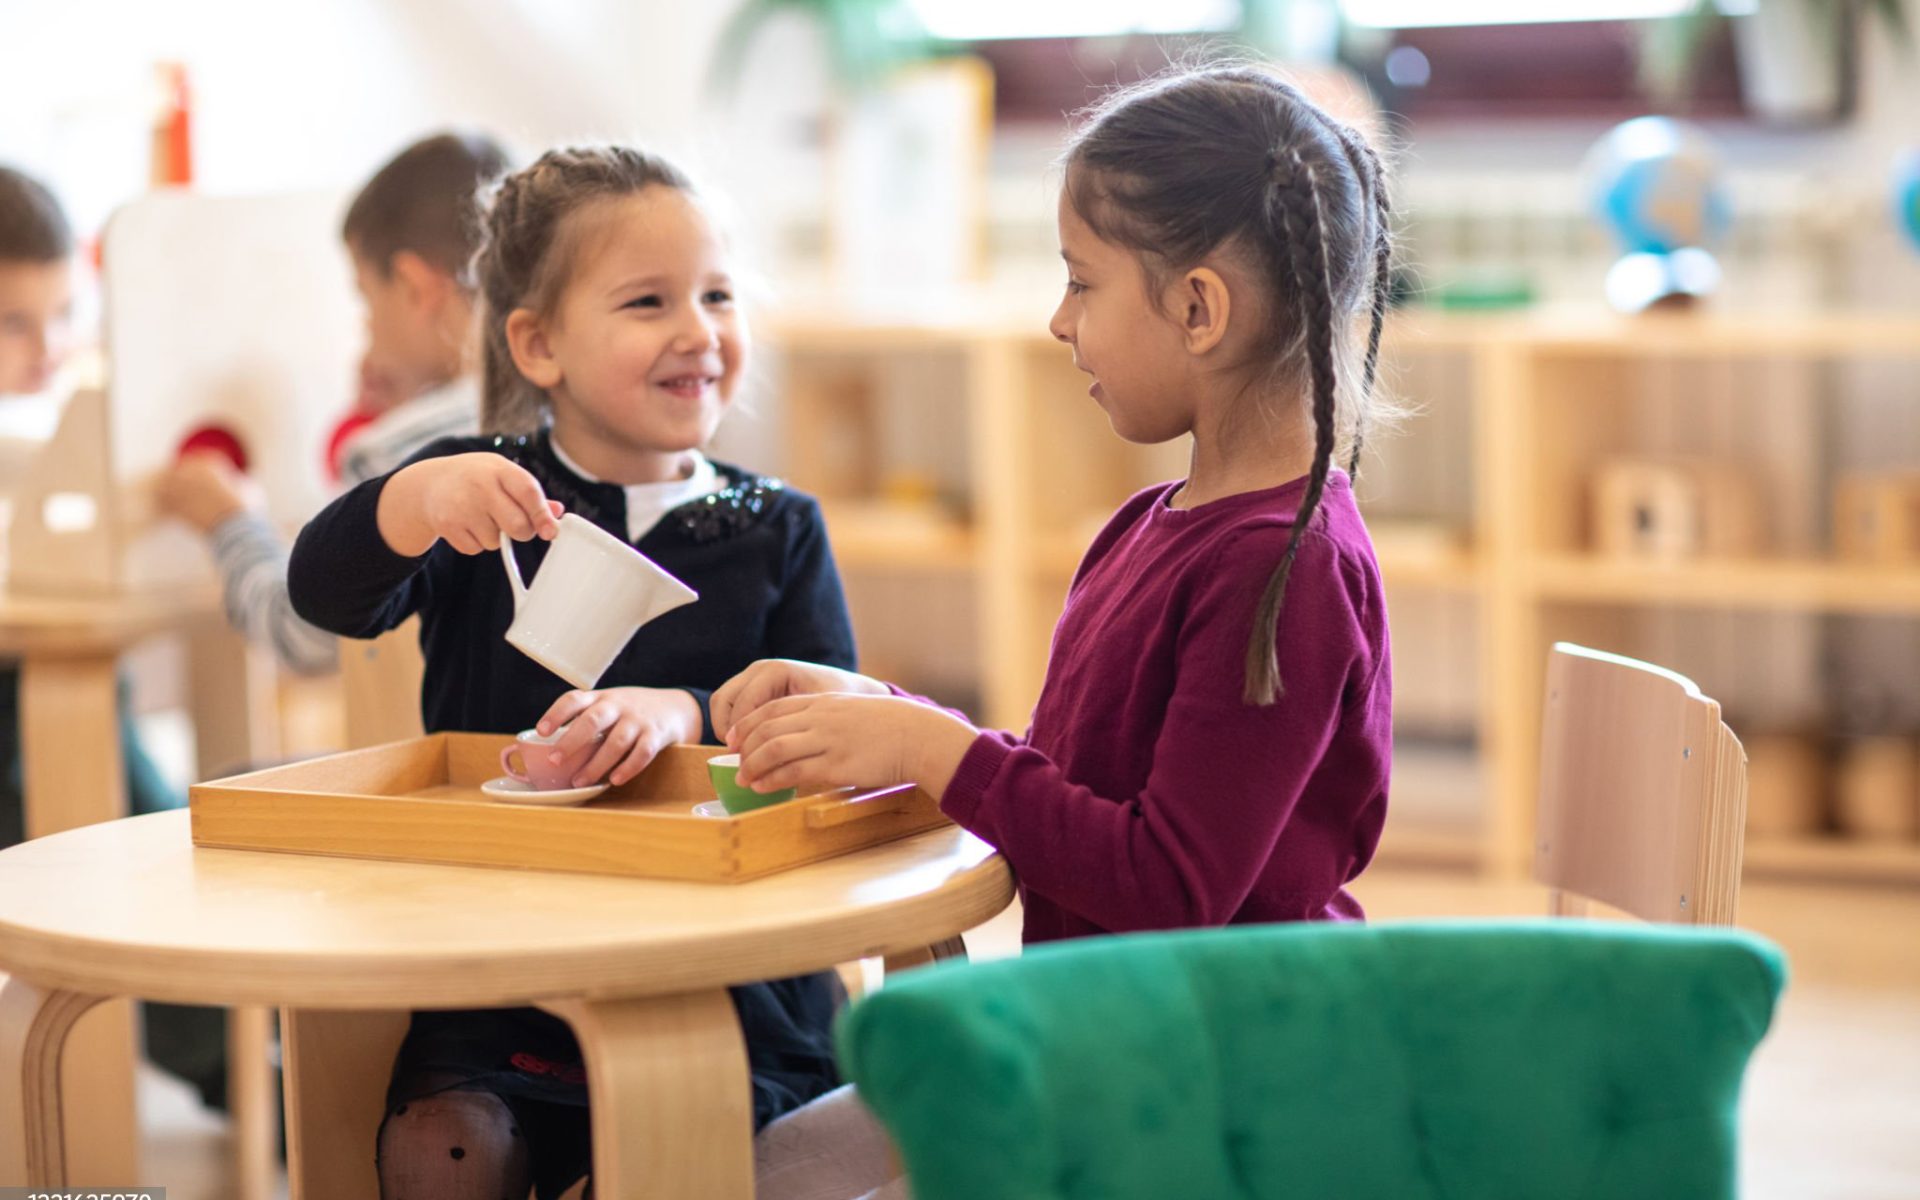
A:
934,471,1391,944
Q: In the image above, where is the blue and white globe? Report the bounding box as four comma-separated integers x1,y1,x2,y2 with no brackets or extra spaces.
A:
1585,117,1731,310
1587,117,1731,256
1896,148,1920,253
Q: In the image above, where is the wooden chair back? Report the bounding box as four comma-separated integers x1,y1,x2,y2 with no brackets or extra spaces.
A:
340,619,425,750
1535,643,1748,925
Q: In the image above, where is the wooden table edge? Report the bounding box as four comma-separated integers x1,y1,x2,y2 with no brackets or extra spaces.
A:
0,854,1015,1008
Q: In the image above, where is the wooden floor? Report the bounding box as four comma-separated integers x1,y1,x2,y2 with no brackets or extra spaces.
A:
141,867,1920,1199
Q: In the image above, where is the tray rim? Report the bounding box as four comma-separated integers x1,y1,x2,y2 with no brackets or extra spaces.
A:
188,733,952,882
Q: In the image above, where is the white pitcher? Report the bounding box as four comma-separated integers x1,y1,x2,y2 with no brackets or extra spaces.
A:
501,513,698,689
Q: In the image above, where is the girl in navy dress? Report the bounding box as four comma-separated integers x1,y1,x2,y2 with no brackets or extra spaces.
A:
292,145,855,1200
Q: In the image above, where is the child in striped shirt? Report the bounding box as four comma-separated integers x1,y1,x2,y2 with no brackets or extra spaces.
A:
156,131,510,675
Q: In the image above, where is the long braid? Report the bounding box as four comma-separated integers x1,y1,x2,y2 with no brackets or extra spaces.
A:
1312,119,1392,477
1244,153,1339,706
1350,140,1392,477
1279,93,1392,479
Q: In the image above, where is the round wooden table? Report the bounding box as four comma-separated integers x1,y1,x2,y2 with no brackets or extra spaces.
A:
0,808,1012,1197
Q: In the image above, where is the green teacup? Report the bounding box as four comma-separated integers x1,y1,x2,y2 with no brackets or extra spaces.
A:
707,753,796,815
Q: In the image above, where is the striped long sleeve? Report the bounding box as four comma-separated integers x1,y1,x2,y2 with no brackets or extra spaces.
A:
208,513,338,675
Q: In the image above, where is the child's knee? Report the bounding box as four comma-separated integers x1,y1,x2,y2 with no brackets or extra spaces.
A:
378,1088,530,1199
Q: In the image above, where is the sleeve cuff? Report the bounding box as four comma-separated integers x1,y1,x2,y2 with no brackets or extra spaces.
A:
680,686,717,745
939,731,1016,826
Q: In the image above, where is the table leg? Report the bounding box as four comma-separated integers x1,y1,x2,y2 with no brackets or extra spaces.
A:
20,655,124,839
229,1005,279,1200
281,1008,409,1200
882,935,968,977
18,657,139,1184
543,990,753,1200
0,973,109,1185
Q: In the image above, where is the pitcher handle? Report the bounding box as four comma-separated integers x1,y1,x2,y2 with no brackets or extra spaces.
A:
501,539,529,611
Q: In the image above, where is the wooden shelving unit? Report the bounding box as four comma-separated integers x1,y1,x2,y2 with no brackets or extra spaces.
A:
1530,556,1920,614
821,502,978,572
769,306,1920,887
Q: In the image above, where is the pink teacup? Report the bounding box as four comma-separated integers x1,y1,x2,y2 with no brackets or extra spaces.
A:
499,726,596,791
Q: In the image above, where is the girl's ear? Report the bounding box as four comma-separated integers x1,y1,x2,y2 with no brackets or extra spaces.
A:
505,308,562,389
391,250,454,316
1173,266,1232,357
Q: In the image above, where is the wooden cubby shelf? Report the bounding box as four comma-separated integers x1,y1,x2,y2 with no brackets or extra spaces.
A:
1530,557,1920,615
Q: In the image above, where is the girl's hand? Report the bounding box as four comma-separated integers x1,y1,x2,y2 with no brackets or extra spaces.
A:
536,687,704,788
711,659,889,743
377,453,565,557
729,693,978,798
157,451,260,533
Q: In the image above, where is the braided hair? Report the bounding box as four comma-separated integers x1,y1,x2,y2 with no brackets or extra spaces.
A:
472,146,694,435
1062,66,1394,704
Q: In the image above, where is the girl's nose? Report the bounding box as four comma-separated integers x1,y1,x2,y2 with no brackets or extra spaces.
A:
675,309,722,353
1047,300,1074,345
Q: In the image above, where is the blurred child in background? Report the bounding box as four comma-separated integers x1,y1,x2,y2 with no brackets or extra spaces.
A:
157,131,511,676
0,161,232,1111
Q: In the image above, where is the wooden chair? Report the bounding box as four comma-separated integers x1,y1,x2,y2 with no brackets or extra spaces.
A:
339,619,426,749
1534,642,1749,925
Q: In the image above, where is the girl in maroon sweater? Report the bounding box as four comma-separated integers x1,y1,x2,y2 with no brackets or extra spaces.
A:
723,66,1397,1197
723,67,1394,941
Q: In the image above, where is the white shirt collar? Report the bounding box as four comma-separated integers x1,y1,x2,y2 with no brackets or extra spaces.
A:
547,435,723,542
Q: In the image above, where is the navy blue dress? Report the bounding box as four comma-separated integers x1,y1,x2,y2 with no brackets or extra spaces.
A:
290,429,856,1196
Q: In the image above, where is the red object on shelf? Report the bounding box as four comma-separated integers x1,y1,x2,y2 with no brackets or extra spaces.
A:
177,424,248,472
152,62,193,187
324,410,378,482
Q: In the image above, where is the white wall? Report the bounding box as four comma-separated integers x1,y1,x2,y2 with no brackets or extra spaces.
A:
6,4,1912,288
0,0,741,237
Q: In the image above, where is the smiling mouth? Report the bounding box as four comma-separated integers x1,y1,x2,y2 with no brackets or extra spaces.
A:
654,375,719,398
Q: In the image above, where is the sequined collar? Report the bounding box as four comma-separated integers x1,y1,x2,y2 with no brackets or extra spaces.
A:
669,471,787,543
487,428,786,545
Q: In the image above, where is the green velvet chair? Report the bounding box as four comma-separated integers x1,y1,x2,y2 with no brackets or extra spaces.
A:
838,922,1784,1200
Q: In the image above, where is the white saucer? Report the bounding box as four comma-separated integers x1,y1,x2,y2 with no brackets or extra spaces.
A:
480,777,609,806
692,800,731,819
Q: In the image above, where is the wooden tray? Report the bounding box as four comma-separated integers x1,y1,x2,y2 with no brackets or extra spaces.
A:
189,735,949,883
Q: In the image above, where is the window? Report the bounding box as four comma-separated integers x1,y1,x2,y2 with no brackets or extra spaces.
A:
1340,0,1756,27
949,0,1840,127
906,0,1237,41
